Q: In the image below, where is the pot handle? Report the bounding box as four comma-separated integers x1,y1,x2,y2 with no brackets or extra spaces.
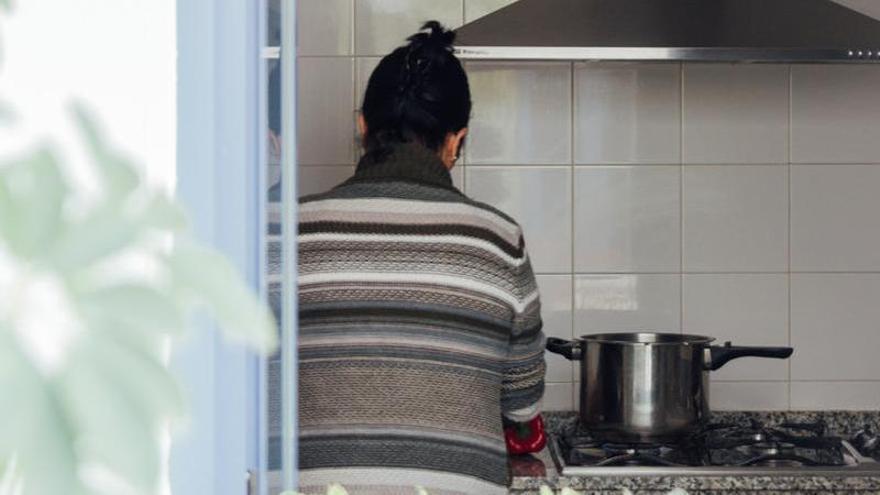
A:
706,342,793,371
545,337,582,361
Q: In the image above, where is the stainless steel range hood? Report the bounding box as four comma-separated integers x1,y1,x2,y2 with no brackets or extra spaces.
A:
454,0,880,62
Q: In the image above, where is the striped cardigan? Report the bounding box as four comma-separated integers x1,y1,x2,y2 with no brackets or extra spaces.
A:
281,143,545,493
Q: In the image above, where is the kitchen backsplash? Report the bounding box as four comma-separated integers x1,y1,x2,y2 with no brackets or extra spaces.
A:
292,0,880,412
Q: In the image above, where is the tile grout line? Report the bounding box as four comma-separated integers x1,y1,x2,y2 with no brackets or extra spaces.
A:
460,0,468,195
459,162,800,167
787,63,793,410
459,0,466,194
544,380,880,385
351,0,358,166
569,60,576,405
350,0,356,56
679,62,685,335
536,270,880,275
460,0,466,193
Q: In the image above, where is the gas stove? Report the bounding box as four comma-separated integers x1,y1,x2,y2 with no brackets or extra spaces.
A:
550,420,880,476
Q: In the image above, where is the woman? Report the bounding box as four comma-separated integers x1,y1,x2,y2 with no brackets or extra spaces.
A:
297,22,546,494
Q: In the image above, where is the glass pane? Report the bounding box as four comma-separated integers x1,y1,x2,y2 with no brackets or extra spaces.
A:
267,0,280,47
264,57,284,494
262,1,286,493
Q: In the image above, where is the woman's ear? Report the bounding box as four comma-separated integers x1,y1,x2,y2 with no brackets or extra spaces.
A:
357,113,368,142
441,128,468,169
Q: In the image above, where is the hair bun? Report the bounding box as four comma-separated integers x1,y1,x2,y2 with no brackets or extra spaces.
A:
360,20,471,157
406,21,456,52
397,21,456,97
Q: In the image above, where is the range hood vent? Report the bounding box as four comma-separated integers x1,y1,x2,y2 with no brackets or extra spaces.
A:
454,0,880,62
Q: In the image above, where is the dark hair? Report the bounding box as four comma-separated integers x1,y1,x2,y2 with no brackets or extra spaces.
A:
361,21,471,156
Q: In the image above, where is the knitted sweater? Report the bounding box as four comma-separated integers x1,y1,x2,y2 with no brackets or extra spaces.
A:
292,143,546,493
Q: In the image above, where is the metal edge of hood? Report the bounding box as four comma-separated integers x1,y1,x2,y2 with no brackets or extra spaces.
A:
454,0,880,63
454,46,877,62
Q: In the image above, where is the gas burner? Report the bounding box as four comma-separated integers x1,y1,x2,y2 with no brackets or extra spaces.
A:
562,437,703,468
749,441,797,457
703,420,838,450
553,418,869,473
595,452,688,467
603,443,664,456
731,441,825,467
737,455,823,467
852,425,880,457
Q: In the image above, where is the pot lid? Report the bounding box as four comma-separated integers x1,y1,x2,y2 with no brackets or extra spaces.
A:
580,332,715,345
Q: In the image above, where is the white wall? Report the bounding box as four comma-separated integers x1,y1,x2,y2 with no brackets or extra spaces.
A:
0,1,176,493
0,0,176,195
295,0,880,411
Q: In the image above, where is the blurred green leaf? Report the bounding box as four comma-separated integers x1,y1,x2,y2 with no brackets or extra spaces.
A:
0,333,82,495
140,194,188,231
49,207,140,272
0,456,22,495
169,243,278,353
326,485,350,495
77,283,185,338
0,148,67,259
0,97,279,495
70,104,138,202
59,334,183,494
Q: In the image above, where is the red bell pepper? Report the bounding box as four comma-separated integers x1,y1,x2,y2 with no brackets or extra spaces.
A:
504,414,547,455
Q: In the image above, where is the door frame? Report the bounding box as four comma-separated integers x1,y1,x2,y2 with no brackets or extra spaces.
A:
171,0,296,493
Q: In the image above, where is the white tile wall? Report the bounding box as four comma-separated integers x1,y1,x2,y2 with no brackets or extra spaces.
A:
711,382,789,411
574,274,681,333
574,166,680,272
791,274,880,381
544,383,575,412
682,64,789,164
464,0,517,22
791,382,880,411
294,2,880,410
297,57,355,165
791,165,880,271
297,0,353,56
791,66,880,164
574,63,681,164
354,0,464,56
466,62,572,165
682,165,789,272
832,0,880,19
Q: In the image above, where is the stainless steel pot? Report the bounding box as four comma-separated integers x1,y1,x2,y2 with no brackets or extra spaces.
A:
546,333,793,443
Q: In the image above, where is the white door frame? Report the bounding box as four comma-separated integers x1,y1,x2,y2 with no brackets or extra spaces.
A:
171,0,295,493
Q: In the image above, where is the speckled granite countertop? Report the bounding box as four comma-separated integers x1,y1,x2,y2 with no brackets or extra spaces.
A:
509,411,880,494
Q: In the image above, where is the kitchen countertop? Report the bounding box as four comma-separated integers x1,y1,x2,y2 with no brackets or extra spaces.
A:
509,411,880,495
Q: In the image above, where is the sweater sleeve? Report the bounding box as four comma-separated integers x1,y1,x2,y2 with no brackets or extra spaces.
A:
500,235,546,422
